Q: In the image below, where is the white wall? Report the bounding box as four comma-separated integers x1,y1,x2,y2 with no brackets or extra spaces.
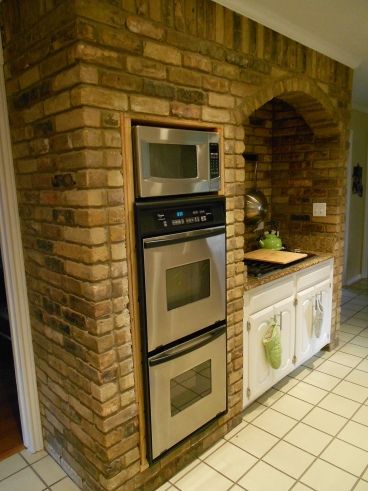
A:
345,110,368,284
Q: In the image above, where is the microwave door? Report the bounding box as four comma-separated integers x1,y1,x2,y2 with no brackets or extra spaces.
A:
133,126,212,197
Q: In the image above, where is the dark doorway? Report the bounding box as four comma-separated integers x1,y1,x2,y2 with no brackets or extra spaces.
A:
0,253,23,459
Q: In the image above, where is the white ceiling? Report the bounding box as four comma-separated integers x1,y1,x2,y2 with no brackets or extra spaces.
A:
215,0,368,111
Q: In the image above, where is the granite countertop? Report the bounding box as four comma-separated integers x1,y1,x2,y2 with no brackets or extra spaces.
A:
244,252,334,291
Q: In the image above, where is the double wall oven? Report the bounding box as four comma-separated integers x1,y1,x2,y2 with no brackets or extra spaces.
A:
133,124,226,463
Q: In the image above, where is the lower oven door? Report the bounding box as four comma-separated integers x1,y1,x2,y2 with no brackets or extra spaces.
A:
143,226,225,352
148,324,227,461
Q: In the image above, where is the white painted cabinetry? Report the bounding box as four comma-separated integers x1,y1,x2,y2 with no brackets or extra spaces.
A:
243,259,333,407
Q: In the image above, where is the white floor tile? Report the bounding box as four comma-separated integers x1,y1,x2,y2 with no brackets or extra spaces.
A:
340,343,368,358
288,365,312,380
287,381,327,404
339,332,356,343
20,450,48,465
352,404,368,426
174,462,232,491
292,484,314,491
0,455,27,481
332,380,368,403
347,318,368,328
199,440,226,460
345,369,368,388
301,370,340,391
0,467,46,491
351,335,368,347
320,439,368,476
302,407,347,435
284,422,332,456
204,441,257,481
328,351,362,368
357,359,368,372
31,456,66,486
243,402,267,422
363,467,368,480
51,476,81,491
302,355,326,368
229,425,278,458
354,480,368,491
271,394,313,420
252,408,297,437
273,376,299,393
316,360,352,379
256,388,283,407
263,441,314,479
318,392,360,418
338,421,368,451
224,422,248,440
301,459,358,491
340,324,364,335
170,459,201,484
238,461,295,491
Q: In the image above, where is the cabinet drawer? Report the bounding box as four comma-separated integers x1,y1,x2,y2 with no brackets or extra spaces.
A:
246,277,294,315
296,260,332,292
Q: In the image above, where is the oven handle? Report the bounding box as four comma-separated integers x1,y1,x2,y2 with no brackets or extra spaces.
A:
143,226,225,248
148,324,226,366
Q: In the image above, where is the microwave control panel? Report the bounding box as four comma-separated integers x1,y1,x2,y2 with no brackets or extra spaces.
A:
209,143,220,179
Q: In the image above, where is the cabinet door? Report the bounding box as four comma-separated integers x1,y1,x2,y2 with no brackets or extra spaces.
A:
247,296,295,402
313,279,332,351
247,305,275,402
295,286,315,365
273,295,296,384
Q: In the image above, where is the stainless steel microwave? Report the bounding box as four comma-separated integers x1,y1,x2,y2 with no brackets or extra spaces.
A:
133,125,221,198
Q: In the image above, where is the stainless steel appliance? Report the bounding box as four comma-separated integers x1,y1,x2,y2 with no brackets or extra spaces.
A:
135,195,227,462
133,125,221,198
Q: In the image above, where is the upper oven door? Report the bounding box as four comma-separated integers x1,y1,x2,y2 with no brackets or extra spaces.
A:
143,226,225,352
133,126,220,198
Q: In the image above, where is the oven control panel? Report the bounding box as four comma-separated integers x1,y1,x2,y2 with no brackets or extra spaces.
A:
135,196,225,237
156,207,213,228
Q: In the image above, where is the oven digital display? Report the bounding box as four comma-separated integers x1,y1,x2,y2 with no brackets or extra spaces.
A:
155,208,213,227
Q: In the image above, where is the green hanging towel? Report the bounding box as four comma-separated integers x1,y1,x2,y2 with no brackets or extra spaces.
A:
262,318,282,369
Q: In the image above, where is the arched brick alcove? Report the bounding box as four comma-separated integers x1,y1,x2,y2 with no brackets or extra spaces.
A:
235,76,349,347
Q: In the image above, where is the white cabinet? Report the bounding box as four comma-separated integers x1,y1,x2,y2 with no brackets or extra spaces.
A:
295,278,332,365
243,259,333,407
247,293,295,402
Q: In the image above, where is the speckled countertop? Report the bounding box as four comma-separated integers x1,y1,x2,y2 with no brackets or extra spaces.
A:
244,252,334,291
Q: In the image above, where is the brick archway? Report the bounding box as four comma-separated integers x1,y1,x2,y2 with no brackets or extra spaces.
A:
237,75,348,350
235,76,344,138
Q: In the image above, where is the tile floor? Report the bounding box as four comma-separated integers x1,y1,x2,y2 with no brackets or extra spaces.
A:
1,280,368,491
158,279,368,491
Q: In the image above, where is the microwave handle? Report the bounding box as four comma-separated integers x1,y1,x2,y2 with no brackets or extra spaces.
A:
148,325,226,366
143,225,225,248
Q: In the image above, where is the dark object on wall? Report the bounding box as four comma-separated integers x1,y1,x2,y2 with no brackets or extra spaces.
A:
352,163,363,197
244,153,268,226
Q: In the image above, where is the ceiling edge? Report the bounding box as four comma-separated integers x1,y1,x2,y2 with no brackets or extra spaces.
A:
214,0,359,68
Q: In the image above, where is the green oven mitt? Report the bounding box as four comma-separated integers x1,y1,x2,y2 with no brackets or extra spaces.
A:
262,319,282,369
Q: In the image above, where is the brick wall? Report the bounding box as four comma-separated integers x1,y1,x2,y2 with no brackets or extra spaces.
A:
0,0,351,489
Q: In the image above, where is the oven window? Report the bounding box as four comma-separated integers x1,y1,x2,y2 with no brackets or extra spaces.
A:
166,259,210,311
149,143,197,178
170,360,212,416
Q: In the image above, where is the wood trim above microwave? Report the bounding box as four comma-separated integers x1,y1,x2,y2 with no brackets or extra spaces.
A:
120,114,224,469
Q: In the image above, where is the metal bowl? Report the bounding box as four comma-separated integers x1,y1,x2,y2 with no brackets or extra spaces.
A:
245,189,268,225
